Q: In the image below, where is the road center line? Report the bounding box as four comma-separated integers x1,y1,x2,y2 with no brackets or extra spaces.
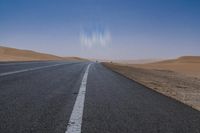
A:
65,64,91,133
0,63,66,77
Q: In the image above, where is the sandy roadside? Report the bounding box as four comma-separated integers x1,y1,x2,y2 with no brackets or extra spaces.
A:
102,62,200,111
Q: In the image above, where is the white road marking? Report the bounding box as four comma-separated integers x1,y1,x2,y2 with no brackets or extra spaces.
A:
0,61,50,66
65,64,91,133
0,63,66,77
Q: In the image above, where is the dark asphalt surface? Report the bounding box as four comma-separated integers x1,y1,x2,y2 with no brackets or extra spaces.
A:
0,61,75,74
0,62,200,133
0,61,89,133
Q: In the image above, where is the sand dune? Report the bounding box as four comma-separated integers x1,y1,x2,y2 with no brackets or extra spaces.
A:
0,46,87,62
151,56,200,64
62,57,89,61
132,56,200,78
113,59,163,64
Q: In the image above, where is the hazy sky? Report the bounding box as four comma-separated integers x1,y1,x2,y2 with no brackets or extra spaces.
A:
0,0,200,59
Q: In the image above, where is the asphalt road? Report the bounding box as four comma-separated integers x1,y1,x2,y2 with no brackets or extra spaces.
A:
0,61,200,133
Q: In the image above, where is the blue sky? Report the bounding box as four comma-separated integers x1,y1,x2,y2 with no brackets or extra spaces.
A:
0,0,200,59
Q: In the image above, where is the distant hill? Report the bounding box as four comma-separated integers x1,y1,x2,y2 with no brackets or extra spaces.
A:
153,56,200,64
113,59,163,64
131,56,200,78
178,56,200,62
62,57,89,61
0,46,87,62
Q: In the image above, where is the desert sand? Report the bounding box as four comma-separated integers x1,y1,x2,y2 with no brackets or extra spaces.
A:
103,56,200,111
113,59,163,64
0,46,87,62
132,56,200,78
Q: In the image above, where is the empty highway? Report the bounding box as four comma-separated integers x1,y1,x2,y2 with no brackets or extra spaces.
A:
0,61,200,133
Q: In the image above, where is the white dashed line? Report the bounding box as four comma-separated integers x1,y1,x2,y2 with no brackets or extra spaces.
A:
65,64,91,133
0,61,44,66
0,63,66,77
